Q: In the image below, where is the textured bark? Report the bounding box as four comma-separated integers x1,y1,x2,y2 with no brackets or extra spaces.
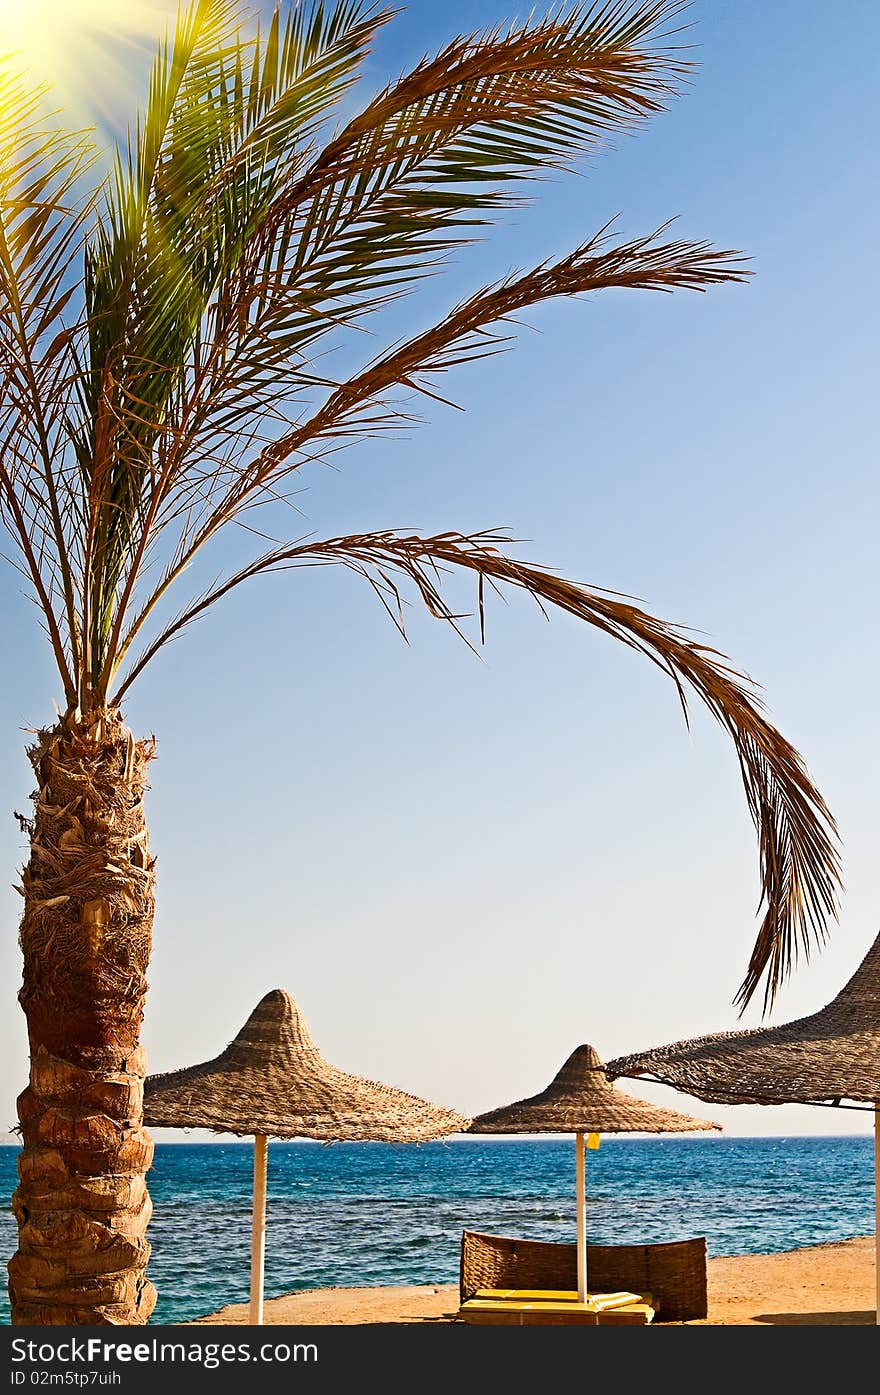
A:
8,708,157,1325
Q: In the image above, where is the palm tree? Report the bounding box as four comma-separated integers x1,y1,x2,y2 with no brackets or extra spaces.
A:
0,0,839,1325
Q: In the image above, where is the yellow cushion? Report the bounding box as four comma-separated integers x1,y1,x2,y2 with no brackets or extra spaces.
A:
596,1302,655,1325
464,1300,591,1313
473,1288,648,1312
591,1291,650,1311
459,1300,600,1325
475,1288,579,1302
459,1290,655,1327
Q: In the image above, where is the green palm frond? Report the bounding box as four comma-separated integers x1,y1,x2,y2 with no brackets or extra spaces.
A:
82,0,244,683
80,1,389,689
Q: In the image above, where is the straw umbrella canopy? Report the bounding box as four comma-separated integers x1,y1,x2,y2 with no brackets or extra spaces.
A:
468,1044,718,1302
145,989,468,1322
605,931,880,1323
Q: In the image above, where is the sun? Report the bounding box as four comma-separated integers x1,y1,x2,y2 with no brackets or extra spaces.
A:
0,0,175,128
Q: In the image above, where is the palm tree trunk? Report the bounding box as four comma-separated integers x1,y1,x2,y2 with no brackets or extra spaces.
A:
7,708,157,1325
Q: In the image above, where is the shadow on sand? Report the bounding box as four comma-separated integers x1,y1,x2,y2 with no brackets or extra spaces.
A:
752,1310,875,1326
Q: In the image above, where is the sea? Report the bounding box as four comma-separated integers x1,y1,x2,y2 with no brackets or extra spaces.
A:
0,1135,874,1325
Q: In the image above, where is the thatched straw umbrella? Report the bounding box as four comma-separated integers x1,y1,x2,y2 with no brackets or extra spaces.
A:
145,989,468,1322
468,1044,718,1302
605,931,880,1323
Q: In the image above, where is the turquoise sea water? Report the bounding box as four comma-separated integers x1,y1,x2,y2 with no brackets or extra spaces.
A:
0,1135,874,1325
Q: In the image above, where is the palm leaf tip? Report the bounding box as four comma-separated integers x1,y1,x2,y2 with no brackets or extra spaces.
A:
386,530,839,1016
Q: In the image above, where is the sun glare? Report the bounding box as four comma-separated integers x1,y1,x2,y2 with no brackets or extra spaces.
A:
0,0,174,127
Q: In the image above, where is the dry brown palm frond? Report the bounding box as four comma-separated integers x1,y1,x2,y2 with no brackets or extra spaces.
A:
115,226,748,653
111,526,841,1011
270,0,691,212
267,223,749,450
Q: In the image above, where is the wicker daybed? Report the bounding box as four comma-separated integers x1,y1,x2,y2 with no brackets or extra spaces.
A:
459,1229,709,1323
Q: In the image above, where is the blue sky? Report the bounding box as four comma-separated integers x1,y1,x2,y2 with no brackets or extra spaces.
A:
1,0,878,1139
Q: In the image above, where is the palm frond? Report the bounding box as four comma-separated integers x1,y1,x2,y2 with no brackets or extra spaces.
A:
111,526,842,1011
285,0,691,221
81,0,246,690
82,1,387,692
104,224,746,688
0,60,97,698
156,1,695,468
205,226,750,514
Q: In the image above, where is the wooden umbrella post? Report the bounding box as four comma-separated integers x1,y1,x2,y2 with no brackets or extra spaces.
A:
575,1130,587,1303
250,1133,268,1325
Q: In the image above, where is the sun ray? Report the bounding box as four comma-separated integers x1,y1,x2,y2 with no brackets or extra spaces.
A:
0,0,180,130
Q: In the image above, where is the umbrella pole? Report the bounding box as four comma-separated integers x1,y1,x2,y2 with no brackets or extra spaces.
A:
250,1133,268,1325
575,1130,587,1303
875,1104,879,1327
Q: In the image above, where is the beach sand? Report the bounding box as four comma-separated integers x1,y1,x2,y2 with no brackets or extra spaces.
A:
189,1234,876,1326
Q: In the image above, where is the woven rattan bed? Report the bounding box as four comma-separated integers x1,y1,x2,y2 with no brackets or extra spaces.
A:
459,1229,708,1322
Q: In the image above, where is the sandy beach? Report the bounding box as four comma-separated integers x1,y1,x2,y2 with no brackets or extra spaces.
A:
189,1235,876,1326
